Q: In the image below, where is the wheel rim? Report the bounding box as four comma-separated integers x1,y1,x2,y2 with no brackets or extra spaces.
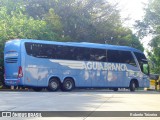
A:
51,81,58,89
65,81,72,90
132,83,136,89
130,81,136,91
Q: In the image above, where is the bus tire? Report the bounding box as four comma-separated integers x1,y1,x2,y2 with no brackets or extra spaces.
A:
130,81,136,92
32,87,43,92
62,78,74,91
47,78,60,91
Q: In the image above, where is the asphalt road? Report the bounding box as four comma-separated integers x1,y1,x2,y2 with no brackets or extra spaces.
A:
0,90,160,120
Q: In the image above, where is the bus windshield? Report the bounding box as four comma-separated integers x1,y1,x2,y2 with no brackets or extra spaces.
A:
134,52,149,75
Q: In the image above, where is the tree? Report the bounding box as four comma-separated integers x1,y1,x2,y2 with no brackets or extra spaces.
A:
19,0,143,51
135,0,160,73
148,37,160,74
0,5,63,66
44,8,66,41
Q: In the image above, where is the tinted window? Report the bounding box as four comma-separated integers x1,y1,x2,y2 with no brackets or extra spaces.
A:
55,45,76,60
107,50,136,66
25,43,56,58
119,51,136,66
107,50,120,63
134,52,147,64
73,47,91,61
25,42,106,62
89,48,106,62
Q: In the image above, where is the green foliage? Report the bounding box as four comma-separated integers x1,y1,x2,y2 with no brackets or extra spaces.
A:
19,0,143,51
0,7,46,40
147,37,160,74
136,0,160,74
103,27,144,51
44,8,64,41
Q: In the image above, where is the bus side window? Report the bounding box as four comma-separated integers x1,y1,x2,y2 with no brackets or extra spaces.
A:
119,51,137,66
107,50,136,66
107,50,120,63
90,48,106,62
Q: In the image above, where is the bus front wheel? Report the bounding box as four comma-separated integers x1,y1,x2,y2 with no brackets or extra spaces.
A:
47,78,60,91
62,78,75,91
129,81,136,92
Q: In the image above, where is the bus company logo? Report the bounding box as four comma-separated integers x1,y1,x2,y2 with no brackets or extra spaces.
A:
84,62,128,71
2,112,11,117
50,60,128,71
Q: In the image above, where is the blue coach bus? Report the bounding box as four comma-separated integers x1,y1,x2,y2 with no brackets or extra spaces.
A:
4,39,150,91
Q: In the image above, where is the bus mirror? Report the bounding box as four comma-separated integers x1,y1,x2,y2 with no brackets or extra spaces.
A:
142,59,148,63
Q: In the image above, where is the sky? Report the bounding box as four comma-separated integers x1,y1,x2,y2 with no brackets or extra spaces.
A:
113,0,150,49
116,0,148,27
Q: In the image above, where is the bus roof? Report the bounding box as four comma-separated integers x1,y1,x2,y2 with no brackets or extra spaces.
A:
8,39,143,54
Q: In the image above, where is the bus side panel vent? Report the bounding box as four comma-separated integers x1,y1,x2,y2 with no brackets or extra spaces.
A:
5,58,18,63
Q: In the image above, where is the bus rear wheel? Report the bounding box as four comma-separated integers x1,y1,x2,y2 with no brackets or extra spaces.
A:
130,81,136,92
47,78,60,91
62,78,74,91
